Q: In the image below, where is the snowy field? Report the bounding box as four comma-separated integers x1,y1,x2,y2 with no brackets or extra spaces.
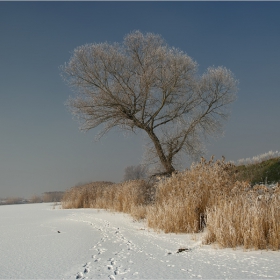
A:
0,203,280,279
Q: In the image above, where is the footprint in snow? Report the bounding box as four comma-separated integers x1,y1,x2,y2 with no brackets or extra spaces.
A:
97,248,106,255
76,272,83,279
108,275,115,280
84,267,90,273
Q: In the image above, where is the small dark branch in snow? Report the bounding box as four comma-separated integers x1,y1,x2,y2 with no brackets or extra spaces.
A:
177,248,190,253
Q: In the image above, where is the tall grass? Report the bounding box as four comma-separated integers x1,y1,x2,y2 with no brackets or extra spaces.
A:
146,158,242,233
62,180,152,220
204,186,280,250
61,156,280,250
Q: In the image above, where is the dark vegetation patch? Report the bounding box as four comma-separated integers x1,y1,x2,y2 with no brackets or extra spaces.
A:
234,157,280,185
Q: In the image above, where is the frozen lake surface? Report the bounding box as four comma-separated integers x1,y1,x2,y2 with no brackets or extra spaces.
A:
0,203,279,279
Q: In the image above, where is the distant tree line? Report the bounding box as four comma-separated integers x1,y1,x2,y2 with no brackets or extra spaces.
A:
0,191,64,205
0,197,27,205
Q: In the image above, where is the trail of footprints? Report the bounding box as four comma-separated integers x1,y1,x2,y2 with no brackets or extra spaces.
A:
72,217,200,280
69,213,278,280
75,219,137,279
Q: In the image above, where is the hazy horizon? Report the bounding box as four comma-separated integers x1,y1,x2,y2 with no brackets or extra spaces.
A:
1,2,279,198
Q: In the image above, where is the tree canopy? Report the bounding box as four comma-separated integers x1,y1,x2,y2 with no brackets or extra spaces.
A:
61,31,238,175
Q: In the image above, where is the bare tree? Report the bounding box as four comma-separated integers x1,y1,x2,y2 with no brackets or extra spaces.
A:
123,164,148,181
61,31,238,175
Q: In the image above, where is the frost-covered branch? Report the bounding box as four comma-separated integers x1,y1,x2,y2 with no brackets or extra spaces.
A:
61,31,238,174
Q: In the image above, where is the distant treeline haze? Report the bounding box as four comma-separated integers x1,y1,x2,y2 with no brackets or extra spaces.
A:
0,191,64,205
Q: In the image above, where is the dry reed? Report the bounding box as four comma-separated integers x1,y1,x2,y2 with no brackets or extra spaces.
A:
204,184,280,250
61,157,280,250
61,180,152,220
146,157,239,233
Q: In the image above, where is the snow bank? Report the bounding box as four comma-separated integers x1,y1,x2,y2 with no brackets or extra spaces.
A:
0,203,279,279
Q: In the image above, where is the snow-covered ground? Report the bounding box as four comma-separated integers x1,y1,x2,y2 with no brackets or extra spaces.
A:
0,203,279,279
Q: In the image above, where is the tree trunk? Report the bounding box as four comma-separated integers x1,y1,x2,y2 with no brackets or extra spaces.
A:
147,130,175,175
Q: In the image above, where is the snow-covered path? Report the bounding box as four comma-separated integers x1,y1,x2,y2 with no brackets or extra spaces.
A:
0,203,279,279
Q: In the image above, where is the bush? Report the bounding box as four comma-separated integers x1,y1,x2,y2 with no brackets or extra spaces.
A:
234,157,280,185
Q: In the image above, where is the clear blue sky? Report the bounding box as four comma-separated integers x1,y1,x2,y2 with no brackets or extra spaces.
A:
1,2,279,198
